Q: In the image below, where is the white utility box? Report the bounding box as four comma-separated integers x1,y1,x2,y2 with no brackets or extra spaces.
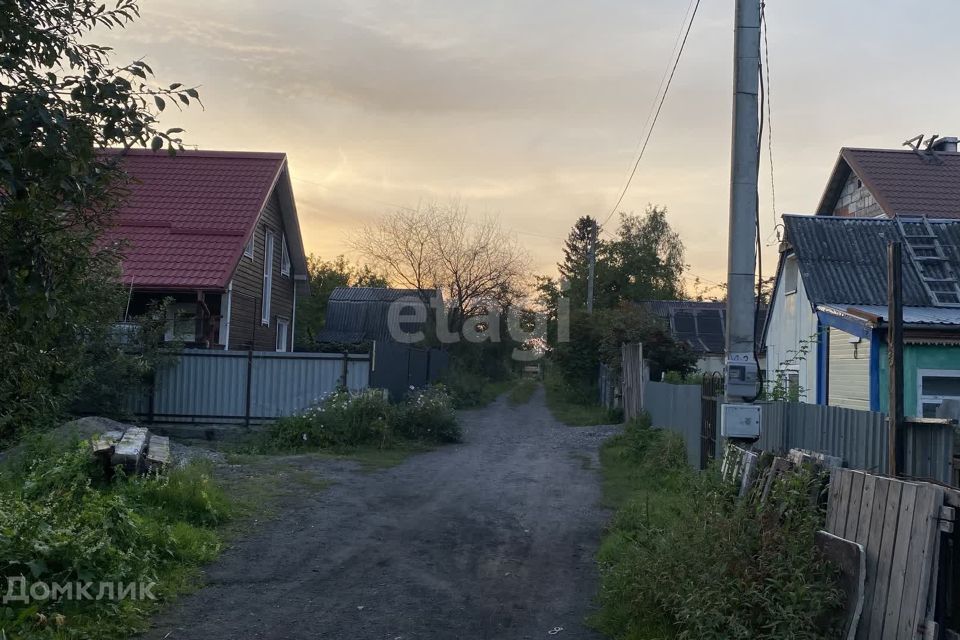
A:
720,403,762,439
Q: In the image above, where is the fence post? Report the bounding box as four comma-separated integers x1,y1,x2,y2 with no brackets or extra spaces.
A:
244,349,253,428
147,374,156,424
340,352,349,389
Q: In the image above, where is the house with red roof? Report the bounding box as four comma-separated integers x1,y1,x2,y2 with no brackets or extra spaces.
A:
105,149,309,351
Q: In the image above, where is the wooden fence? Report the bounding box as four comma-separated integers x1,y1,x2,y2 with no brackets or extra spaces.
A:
826,468,957,640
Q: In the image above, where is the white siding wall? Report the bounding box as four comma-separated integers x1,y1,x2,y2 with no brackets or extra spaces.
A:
698,355,725,375
764,259,819,403
827,328,870,410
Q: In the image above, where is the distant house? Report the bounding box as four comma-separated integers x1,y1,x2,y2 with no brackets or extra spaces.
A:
105,150,308,352
763,214,960,416
640,300,767,375
316,287,441,345
816,138,960,219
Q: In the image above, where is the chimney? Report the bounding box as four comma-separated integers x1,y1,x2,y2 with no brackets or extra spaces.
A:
932,136,959,153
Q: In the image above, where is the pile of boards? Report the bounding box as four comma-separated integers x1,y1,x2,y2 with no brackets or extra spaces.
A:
91,427,172,474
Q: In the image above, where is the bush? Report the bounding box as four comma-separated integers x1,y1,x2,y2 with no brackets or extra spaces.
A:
263,386,460,451
393,386,461,443
0,442,230,639
594,415,845,640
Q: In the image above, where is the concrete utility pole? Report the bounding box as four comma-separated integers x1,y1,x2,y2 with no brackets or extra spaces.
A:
586,218,597,314
724,0,762,402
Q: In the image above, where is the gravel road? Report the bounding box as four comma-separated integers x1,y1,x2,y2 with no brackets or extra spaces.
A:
143,387,620,640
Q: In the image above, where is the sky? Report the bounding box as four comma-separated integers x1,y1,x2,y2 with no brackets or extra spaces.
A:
104,0,960,295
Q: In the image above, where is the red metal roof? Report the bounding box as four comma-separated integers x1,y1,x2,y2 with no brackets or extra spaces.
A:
102,149,286,290
818,148,960,219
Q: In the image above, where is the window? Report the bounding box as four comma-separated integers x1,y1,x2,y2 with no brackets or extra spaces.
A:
244,233,254,260
164,302,198,342
784,255,798,295
917,369,960,417
280,234,291,277
276,317,290,352
262,229,274,325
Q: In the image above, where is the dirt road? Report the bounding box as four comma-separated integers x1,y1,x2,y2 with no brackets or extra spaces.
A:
143,387,619,640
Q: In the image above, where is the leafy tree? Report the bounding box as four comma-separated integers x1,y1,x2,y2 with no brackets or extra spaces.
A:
0,0,198,441
552,307,697,389
601,205,685,305
294,255,387,348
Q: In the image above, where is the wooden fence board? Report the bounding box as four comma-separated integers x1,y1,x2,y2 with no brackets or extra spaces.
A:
845,472,866,539
858,477,891,640
868,480,903,639
899,485,943,640
882,483,919,640
855,474,878,547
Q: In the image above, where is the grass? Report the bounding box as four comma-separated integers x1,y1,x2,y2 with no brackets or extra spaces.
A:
591,418,844,640
507,379,538,405
544,370,621,426
590,424,688,639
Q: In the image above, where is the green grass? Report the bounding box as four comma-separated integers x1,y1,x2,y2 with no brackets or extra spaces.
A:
507,379,538,405
590,425,691,639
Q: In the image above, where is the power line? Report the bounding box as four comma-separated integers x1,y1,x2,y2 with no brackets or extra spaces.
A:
761,2,779,242
601,0,702,230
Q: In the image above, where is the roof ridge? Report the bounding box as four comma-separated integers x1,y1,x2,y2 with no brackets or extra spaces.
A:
100,148,287,160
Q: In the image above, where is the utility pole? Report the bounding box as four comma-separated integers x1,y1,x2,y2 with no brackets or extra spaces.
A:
586,218,597,314
724,0,762,403
887,241,905,476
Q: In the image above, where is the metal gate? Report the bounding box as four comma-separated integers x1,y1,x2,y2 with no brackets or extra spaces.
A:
700,372,724,469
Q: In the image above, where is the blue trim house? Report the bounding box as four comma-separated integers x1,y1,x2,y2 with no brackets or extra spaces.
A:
762,215,960,417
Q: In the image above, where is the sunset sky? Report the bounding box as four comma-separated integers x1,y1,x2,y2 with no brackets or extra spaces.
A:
105,0,960,294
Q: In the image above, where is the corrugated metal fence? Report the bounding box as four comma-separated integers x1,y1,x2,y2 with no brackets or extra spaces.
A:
639,382,955,484
127,349,371,425
644,381,702,468
757,402,955,483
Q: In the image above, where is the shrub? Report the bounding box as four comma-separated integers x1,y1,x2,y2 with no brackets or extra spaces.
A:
394,386,460,443
594,416,845,640
263,386,460,451
0,442,230,639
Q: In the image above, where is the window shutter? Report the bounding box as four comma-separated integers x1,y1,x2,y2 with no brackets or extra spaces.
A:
262,230,274,325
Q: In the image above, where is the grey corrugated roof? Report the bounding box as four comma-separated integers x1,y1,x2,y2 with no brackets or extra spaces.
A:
783,215,960,307
318,287,438,344
328,287,437,303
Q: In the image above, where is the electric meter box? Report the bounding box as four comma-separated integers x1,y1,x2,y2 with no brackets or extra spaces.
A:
720,403,762,439
725,360,760,399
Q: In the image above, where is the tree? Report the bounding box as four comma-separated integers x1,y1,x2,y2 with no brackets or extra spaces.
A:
0,0,198,441
601,205,685,305
352,201,531,334
295,255,387,348
557,216,601,311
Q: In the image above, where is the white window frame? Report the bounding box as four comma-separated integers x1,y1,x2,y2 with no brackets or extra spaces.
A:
262,229,274,326
244,233,255,260
916,368,960,417
280,234,291,277
276,317,290,352
784,255,798,296
164,302,198,343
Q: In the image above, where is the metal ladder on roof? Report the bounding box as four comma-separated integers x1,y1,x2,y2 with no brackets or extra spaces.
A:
896,216,960,306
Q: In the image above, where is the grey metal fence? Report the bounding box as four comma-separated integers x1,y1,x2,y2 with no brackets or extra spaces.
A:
644,381,703,469
637,382,956,483
757,402,955,484
368,341,450,401
128,349,371,425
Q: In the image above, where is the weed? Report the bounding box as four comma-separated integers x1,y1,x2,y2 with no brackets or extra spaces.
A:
592,415,844,640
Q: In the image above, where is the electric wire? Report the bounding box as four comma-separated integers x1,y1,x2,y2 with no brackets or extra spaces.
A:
600,0,702,230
